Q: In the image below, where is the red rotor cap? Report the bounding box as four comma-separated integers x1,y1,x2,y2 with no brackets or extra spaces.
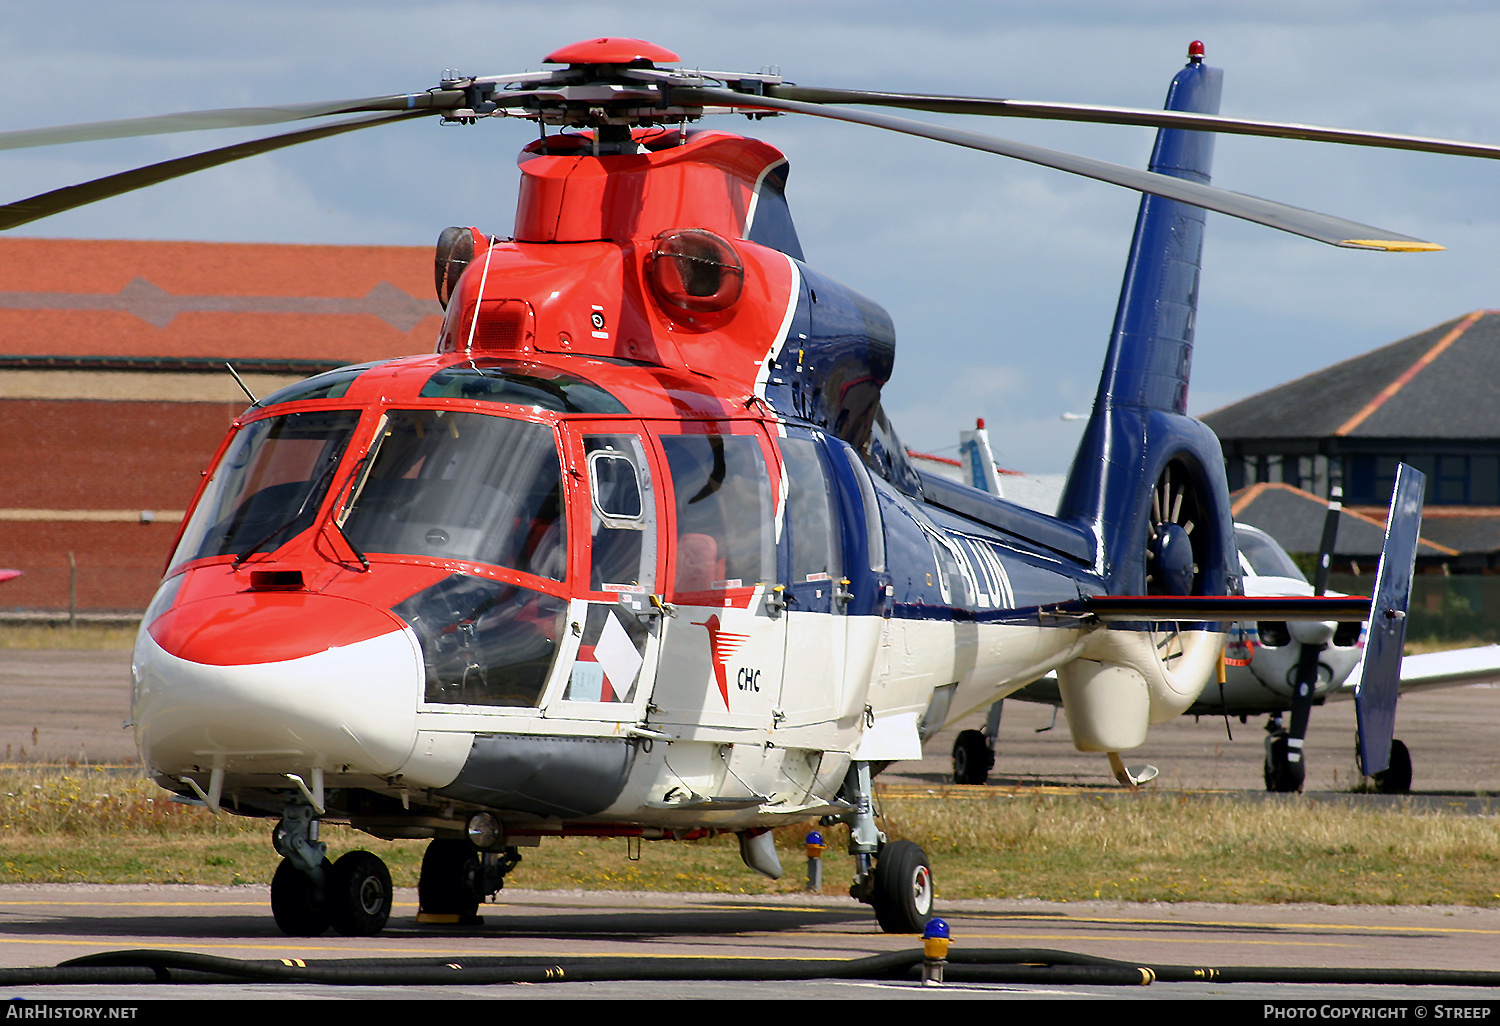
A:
545,37,680,65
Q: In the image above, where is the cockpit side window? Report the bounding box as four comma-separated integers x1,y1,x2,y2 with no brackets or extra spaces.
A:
584,434,656,594
342,410,567,580
781,435,841,584
659,433,775,596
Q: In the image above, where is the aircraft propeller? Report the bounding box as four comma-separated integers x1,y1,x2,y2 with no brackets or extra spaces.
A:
1264,485,1345,792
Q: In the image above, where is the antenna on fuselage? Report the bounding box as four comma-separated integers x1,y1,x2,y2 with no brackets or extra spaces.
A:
226,362,260,406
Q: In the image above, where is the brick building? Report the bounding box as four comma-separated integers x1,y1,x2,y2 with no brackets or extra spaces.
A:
1203,310,1500,570
0,237,443,614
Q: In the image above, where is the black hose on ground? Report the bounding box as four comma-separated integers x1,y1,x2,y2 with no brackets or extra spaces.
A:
0,947,1496,988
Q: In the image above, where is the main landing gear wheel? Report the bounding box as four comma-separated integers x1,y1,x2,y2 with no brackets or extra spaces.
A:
327,850,393,937
270,857,332,936
951,729,993,785
1375,738,1412,794
418,838,482,921
1263,731,1305,793
871,840,934,934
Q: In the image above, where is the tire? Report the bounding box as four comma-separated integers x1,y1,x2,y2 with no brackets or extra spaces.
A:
1263,733,1305,793
270,857,332,937
1376,739,1412,794
327,850,393,937
951,729,993,785
418,838,481,919
871,840,934,934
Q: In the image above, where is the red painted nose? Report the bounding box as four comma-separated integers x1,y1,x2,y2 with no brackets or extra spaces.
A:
149,590,408,666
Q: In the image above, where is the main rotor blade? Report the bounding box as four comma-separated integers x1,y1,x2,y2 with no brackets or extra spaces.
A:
0,111,423,230
0,92,464,152
769,86,1500,163
677,87,1438,251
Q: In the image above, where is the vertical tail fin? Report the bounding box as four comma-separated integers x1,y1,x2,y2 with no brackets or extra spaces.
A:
1057,45,1238,597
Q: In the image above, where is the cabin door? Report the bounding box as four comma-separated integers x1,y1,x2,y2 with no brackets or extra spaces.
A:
646,425,787,738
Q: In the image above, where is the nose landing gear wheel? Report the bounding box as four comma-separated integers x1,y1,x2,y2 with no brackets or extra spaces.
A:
327,850,393,937
1264,732,1305,793
870,840,934,934
270,857,333,936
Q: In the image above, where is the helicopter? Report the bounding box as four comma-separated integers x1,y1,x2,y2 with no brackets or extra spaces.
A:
0,36,1466,938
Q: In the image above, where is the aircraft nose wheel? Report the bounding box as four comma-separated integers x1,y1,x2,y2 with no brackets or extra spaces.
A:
270,856,333,936
326,850,393,936
1263,730,1305,793
870,840,935,934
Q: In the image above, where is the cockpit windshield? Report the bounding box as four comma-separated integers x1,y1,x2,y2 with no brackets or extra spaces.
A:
171,410,361,569
341,410,566,580
1235,525,1307,582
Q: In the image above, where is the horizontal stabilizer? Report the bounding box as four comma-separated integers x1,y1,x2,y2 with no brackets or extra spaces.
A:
1082,594,1370,622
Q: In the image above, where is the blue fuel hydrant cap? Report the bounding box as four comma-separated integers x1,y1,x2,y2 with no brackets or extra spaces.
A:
923,917,950,940
805,831,823,846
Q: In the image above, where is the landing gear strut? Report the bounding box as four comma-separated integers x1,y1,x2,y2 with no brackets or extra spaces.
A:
269,799,393,937
839,761,935,934
1265,635,1324,795
270,800,330,936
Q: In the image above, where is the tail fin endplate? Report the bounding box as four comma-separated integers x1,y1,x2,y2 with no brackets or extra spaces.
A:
1355,463,1424,777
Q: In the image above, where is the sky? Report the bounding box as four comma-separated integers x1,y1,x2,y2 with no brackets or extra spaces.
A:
2,1,1498,472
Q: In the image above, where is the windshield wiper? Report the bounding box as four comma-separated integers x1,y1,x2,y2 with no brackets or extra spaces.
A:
231,453,343,569
329,452,373,572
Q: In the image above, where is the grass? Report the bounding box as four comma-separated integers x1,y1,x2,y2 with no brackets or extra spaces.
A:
0,624,137,650
4,767,1499,905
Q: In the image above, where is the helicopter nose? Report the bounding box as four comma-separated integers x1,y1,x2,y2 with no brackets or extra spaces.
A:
133,592,424,777
146,589,408,666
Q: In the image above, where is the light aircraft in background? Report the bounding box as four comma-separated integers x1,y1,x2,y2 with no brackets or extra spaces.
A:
949,518,1381,792
0,37,1471,937
947,497,1493,794
929,428,1381,793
